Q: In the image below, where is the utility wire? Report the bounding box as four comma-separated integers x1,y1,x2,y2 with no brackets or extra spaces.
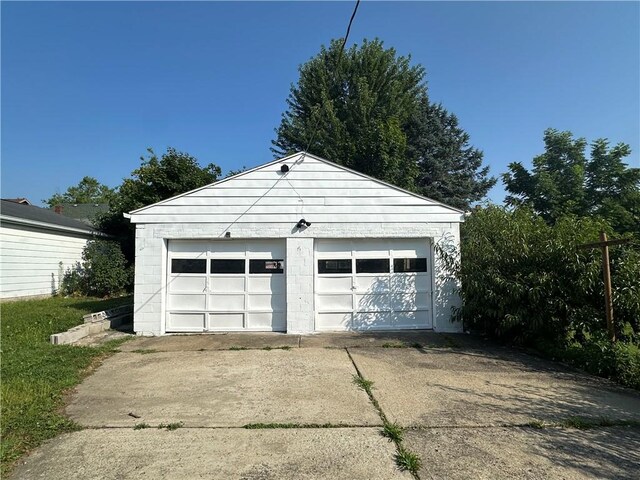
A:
220,0,361,234
303,0,361,154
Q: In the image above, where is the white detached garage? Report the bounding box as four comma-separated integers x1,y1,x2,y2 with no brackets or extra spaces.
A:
128,152,463,336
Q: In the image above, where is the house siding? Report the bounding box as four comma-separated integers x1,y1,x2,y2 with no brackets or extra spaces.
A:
0,223,91,299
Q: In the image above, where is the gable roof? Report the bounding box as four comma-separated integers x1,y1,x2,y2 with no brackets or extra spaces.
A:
128,152,465,224
1,199,99,235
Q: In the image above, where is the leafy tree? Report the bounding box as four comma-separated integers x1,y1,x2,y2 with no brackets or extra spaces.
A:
503,129,640,234
272,38,494,208
44,176,114,207
98,147,221,263
407,99,495,209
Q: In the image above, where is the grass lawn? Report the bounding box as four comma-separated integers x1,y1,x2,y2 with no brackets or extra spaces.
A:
1,296,133,476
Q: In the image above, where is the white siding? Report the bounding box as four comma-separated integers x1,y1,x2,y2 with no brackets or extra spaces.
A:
129,152,464,336
129,153,463,225
0,224,90,299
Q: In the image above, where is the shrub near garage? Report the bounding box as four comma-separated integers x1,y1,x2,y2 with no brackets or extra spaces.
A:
61,240,132,297
452,206,640,389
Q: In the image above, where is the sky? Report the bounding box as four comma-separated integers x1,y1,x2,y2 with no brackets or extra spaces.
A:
2,1,639,207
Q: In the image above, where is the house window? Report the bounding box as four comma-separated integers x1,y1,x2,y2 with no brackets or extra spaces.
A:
211,259,245,274
355,258,389,273
318,259,352,274
394,258,427,273
171,259,206,274
249,259,284,274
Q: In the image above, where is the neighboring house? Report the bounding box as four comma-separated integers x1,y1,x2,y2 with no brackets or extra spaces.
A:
0,200,100,299
127,152,463,336
2,198,33,205
50,203,109,227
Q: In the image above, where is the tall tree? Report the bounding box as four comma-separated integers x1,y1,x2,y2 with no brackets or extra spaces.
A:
98,147,222,262
44,176,114,207
407,99,495,209
273,38,494,208
503,129,640,235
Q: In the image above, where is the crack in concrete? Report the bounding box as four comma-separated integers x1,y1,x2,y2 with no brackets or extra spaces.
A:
345,347,422,480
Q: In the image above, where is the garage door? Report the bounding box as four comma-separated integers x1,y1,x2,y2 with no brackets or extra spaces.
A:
315,239,432,331
166,240,286,332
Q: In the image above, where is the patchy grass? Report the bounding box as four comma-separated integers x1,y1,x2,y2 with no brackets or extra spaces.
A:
352,375,375,392
524,416,640,430
158,422,184,431
243,422,355,429
411,343,423,349
0,296,132,476
382,423,404,443
525,420,546,429
133,423,151,430
395,447,422,474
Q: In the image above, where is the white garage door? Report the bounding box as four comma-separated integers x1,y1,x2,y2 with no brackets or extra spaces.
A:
315,239,432,331
166,240,286,332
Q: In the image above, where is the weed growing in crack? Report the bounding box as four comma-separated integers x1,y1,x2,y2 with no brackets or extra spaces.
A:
228,346,248,351
352,375,374,391
158,422,184,431
395,447,422,474
382,423,404,442
133,423,150,430
131,349,158,354
381,342,406,349
526,420,545,429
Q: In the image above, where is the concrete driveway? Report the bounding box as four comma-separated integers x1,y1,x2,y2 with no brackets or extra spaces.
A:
12,332,640,479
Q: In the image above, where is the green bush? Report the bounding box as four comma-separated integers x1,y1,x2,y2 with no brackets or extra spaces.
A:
60,240,131,297
454,206,639,343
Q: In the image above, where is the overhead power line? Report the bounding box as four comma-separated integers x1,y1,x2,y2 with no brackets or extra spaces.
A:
303,0,361,154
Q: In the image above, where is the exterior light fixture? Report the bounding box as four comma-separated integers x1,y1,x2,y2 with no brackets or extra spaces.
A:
296,218,311,229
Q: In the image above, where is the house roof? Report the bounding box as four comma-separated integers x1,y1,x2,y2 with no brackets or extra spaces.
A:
2,198,33,205
128,151,465,217
1,199,99,235
49,203,109,226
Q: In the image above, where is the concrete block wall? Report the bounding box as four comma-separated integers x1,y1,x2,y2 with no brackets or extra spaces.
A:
285,237,314,333
133,222,463,335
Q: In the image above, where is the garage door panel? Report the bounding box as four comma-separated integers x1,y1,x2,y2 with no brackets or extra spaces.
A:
390,293,430,311
210,276,245,293
247,240,285,257
169,276,206,293
393,310,429,328
168,241,210,255
209,294,245,311
208,313,244,330
167,239,285,332
353,311,393,330
167,313,205,332
391,274,429,292
247,276,285,294
316,276,352,292
355,276,389,292
356,294,389,312
316,312,351,331
247,293,285,311
317,294,353,311
168,294,206,310
247,312,286,331
315,238,432,332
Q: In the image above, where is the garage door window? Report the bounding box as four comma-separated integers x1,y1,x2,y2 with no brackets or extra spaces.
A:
355,258,389,273
318,259,352,274
394,258,427,273
211,259,245,274
249,259,284,274
171,259,206,274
